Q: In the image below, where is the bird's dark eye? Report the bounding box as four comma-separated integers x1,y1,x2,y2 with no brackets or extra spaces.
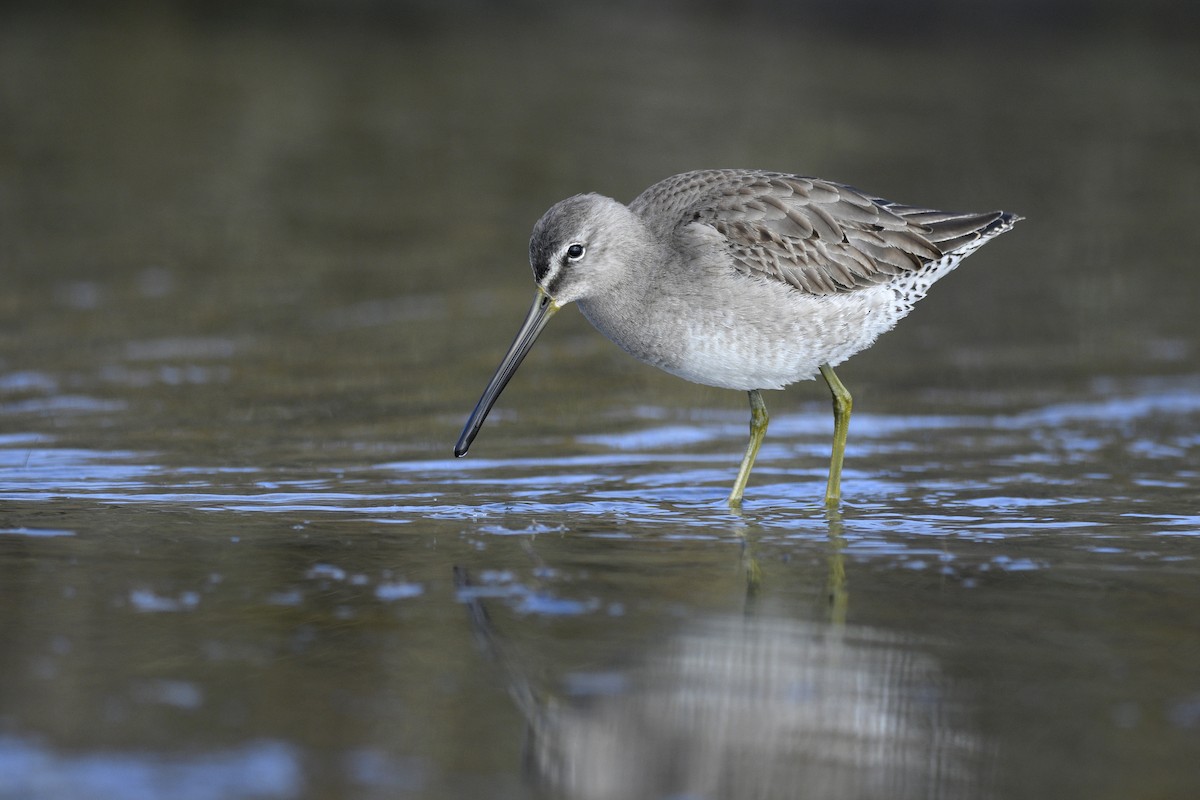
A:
565,244,585,261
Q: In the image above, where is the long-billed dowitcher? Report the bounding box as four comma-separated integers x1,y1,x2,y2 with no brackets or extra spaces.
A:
454,169,1020,506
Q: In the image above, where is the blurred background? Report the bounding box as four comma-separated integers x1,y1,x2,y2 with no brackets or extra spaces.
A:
4,0,1197,455
2,2,1198,799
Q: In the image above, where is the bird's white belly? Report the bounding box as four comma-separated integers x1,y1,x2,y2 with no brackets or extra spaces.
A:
578,269,912,393
663,283,904,391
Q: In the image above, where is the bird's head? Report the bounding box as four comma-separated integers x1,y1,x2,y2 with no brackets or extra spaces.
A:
528,193,646,307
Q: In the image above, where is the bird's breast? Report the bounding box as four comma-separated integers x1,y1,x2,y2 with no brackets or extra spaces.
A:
578,273,903,392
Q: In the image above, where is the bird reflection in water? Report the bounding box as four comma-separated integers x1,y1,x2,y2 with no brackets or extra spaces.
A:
455,520,989,799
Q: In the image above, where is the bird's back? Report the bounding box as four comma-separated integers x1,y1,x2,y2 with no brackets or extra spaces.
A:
629,169,1019,297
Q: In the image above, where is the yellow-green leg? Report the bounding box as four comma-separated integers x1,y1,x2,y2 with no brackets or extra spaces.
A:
825,509,848,626
727,389,768,507
819,364,852,506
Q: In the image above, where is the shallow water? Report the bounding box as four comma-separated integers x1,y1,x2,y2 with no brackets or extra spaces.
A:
3,4,1199,799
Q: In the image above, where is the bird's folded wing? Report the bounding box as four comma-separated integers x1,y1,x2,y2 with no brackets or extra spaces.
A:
634,170,999,296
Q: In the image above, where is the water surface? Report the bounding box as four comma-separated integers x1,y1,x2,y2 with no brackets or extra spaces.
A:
2,4,1199,799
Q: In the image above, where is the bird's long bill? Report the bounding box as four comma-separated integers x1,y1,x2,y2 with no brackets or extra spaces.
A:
454,288,559,457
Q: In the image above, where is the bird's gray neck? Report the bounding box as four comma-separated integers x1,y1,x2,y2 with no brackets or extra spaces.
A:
575,227,687,370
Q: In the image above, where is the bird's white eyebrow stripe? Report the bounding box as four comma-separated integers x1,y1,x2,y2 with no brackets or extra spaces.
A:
537,249,565,293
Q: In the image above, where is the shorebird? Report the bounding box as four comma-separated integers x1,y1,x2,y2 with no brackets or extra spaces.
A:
454,169,1020,506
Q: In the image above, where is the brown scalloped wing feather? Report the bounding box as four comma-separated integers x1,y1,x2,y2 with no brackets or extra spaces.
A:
630,170,1010,296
